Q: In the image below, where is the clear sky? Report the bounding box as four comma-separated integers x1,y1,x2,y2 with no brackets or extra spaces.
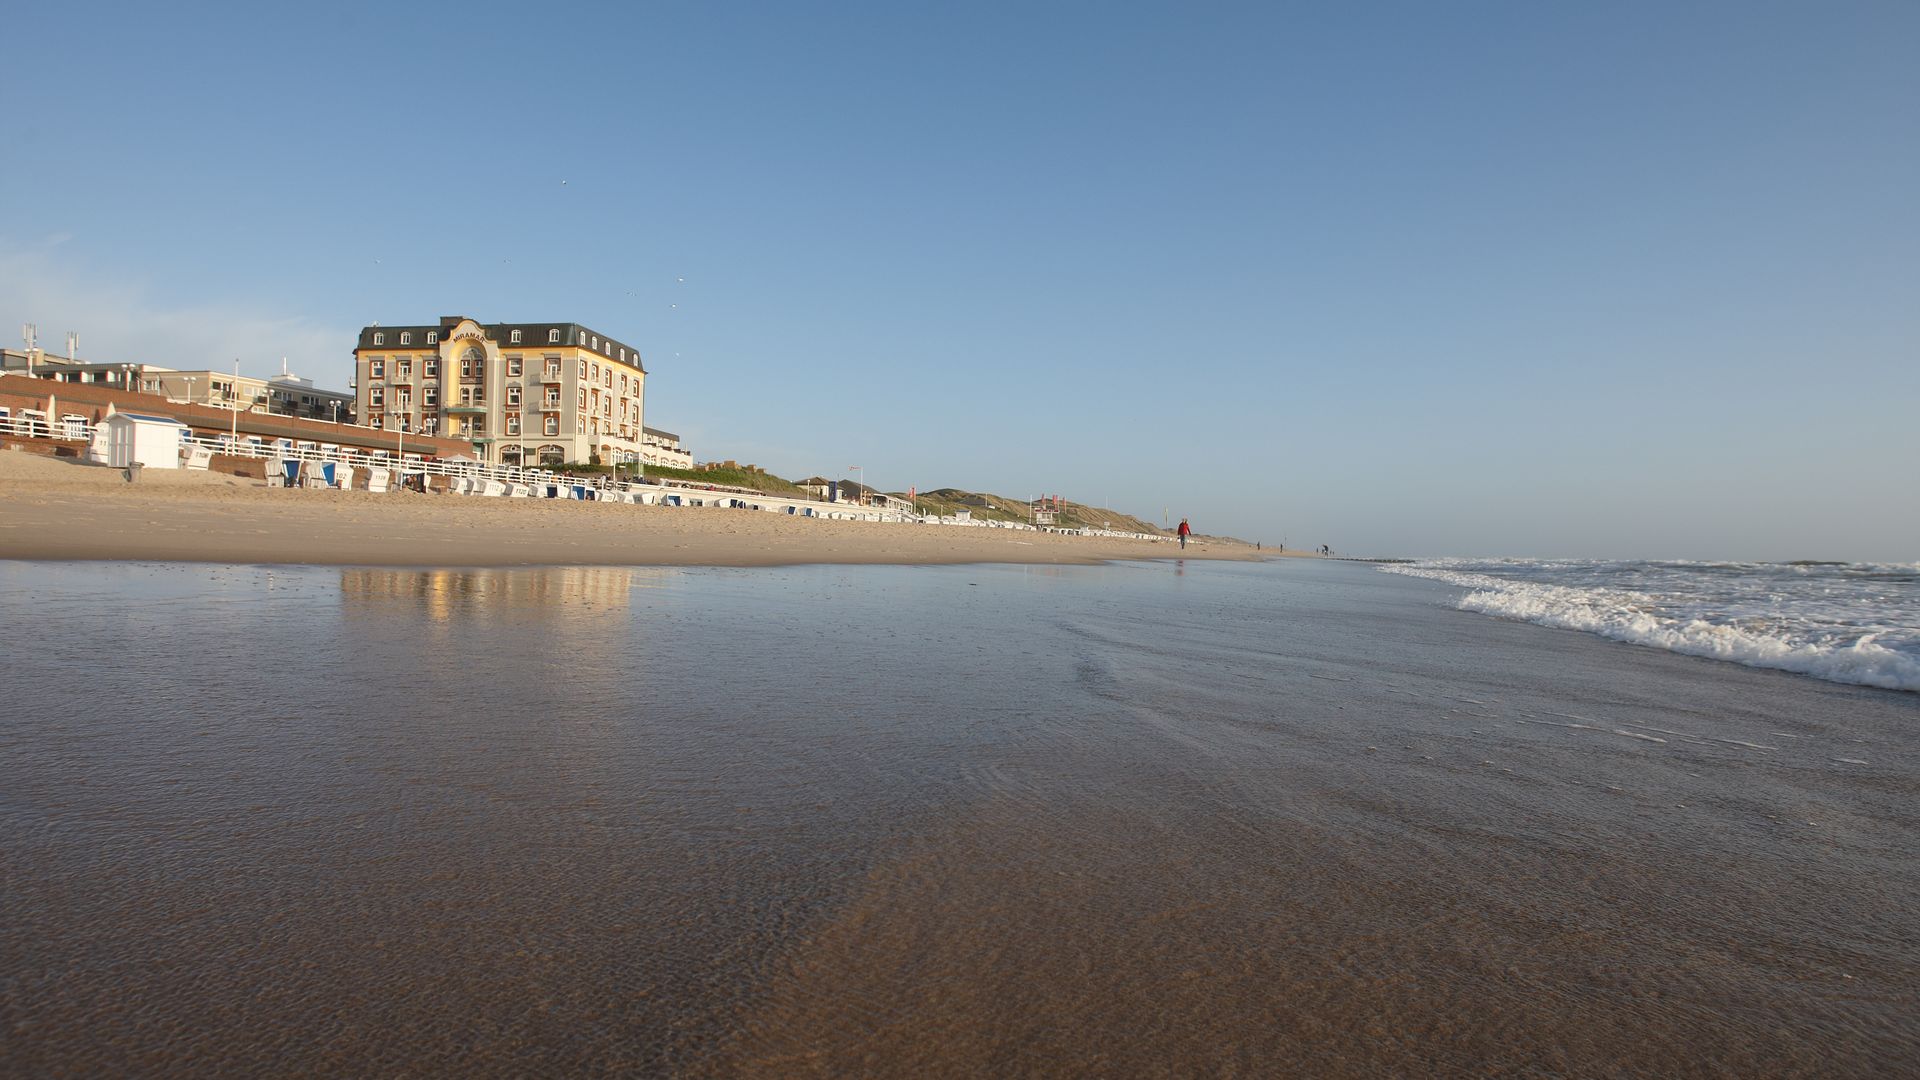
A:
4,2,1915,560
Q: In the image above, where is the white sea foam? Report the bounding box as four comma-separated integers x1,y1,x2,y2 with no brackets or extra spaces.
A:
1383,559,1920,693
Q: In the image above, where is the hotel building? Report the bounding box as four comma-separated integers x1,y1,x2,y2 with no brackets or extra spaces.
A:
353,315,646,467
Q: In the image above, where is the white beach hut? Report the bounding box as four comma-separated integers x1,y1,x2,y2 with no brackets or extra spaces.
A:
100,412,189,469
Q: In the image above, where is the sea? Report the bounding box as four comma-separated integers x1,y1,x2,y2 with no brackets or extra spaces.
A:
3,557,1916,1076
1383,557,1920,693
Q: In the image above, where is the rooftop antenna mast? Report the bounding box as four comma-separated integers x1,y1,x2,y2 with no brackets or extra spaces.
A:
66,332,78,363
21,323,36,374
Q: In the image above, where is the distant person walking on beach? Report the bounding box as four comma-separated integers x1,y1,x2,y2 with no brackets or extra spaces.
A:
1177,518,1191,549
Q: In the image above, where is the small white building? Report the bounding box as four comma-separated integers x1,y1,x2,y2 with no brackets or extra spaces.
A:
100,412,189,469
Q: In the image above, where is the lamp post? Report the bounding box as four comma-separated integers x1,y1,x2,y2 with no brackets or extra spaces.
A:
230,360,240,446
389,410,405,479
849,465,863,506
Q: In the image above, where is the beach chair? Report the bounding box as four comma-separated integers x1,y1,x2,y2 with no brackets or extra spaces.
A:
367,469,391,493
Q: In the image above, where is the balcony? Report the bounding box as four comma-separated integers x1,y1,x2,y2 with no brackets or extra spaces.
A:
446,405,487,414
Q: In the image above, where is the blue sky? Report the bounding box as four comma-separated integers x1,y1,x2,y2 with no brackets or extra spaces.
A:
4,2,1915,559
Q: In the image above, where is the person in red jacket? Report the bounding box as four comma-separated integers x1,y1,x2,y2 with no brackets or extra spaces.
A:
1177,518,1191,549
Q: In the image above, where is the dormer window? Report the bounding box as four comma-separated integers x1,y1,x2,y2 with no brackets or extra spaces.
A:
548,328,561,343
372,332,385,345
400,332,412,345
427,331,438,344
510,329,523,344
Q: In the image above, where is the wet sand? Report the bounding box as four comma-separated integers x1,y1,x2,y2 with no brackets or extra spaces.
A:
2,556,1914,1076
0,450,1259,567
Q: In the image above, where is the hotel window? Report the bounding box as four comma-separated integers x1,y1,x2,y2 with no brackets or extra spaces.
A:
423,387,438,407
544,388,560,407
619,348,625,363
506,356,522,376
544,357,560,378
400,332,412,345
423,359,438,378
397,359,411,377
590,362,599,382
369,388,385,408
548,328,561,343
506,385,521,406
510,329,523,344
460,358,472,379
579,359,588,379
577,388,586,408
397,388,412,407
506,415,520,435
373,332,385,345
604,369,612,388
591,335,599,350
426,331,438,344
543,415,558,436
602,397,612,416
369,359,385,378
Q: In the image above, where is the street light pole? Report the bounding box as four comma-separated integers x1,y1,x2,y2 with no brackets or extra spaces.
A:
849,465,863,507
230,360,240,446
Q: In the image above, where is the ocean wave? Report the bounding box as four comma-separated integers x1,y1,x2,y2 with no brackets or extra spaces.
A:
1383,563,1920,693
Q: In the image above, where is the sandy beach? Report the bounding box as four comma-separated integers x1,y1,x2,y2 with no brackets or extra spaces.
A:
0,450,1265,568
5,558,1914,1077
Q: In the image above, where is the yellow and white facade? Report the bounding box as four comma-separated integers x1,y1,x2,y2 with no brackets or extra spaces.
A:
353,315,647,466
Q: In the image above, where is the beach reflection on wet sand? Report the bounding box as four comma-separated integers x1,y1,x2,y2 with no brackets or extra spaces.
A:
2,560,1915,1076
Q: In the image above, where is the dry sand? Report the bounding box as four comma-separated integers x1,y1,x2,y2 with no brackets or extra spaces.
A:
0,450,1271,568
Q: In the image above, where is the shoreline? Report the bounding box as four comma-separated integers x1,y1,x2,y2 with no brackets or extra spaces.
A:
0,450,1284,569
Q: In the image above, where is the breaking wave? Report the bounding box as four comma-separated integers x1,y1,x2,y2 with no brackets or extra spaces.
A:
1383,559,1920,693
